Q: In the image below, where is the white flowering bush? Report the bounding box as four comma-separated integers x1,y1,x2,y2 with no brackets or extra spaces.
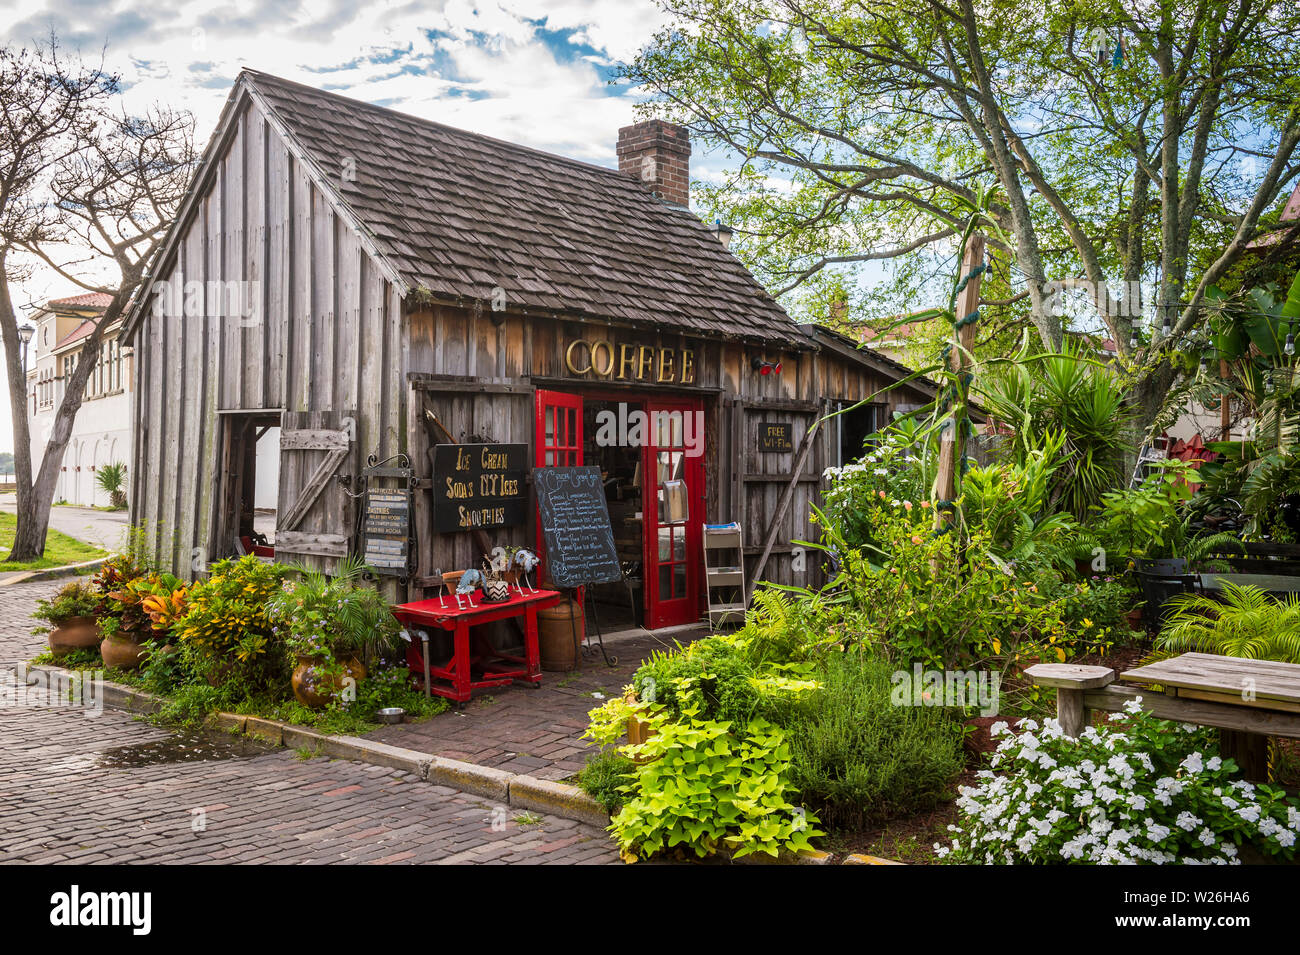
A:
821,428,927,556
937,699,1300,864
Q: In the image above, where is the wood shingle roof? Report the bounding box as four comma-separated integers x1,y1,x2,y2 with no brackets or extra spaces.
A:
241,70,801,344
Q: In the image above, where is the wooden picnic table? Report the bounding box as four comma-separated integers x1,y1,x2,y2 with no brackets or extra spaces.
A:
1026,652,1300,781
1119,652,1300,779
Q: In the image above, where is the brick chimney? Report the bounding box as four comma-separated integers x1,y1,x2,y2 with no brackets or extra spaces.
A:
617,120,691,207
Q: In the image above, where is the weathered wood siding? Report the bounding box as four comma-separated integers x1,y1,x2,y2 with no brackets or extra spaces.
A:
401,309,933,601
130,98,404,584
129,96,933,616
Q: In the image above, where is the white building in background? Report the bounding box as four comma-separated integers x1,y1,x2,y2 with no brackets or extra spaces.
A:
25,292,133,508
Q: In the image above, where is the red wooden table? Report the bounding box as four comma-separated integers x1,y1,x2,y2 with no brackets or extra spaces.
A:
393,588,561,704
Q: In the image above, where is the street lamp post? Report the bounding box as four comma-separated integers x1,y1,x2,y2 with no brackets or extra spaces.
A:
17,322,34,371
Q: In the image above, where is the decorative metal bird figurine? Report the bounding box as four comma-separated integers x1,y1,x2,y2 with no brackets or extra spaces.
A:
456,568,483,609
433,568,446,607
513,549,539,593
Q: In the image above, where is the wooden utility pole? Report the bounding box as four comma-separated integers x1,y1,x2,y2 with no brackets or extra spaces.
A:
1219,359,1231,438
933,233,986,534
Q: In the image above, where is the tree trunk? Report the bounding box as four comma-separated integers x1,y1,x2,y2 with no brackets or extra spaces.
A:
1131,363,1177,457
0,255,42,561
6,286,121,563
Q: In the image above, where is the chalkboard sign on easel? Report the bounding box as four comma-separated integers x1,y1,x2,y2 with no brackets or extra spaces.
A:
532,466,623,588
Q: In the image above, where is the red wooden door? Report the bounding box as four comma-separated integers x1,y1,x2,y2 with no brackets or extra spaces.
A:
644,399,704,628
534,389,583,586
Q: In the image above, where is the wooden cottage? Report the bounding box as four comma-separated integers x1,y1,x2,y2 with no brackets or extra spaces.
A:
122,70,942,631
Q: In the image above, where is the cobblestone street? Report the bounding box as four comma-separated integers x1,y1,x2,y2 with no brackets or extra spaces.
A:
0,578,618,864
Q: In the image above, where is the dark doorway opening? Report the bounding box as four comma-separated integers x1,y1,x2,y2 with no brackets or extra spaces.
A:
582,397,643,632
212,411,282,563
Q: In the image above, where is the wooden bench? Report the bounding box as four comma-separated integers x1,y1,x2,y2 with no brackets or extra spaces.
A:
1025,655,1300,781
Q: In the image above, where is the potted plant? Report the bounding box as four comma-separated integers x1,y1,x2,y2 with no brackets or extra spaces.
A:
32,581,100,657
267,557,401,708
98,572,184,670
480,558,511,603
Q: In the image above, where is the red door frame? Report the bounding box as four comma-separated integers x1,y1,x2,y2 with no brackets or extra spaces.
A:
533,389,584,588
533,389,706,630
643,398,705,629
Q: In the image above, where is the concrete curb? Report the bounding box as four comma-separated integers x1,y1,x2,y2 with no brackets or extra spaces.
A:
0,557,109,586
428,756,514,802
12,661,905,865
508,774,610,829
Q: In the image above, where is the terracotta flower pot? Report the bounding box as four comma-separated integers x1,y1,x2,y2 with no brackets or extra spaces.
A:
100,632,148,670
291,655,366,708
47,616,100,658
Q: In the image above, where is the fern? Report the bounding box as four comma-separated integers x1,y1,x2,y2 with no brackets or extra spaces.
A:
1158,583,1300,664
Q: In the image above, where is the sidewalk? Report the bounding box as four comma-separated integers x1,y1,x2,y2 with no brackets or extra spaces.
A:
0,495,129,552
0,577,618,864
364,625,708,781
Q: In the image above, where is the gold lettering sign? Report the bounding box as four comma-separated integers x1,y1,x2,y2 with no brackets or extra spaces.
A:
617,344,637,380
566,338,696,385
565,340,592,375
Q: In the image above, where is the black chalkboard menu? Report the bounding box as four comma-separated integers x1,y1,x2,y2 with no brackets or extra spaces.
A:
362,488,411,572
431,443,528,533
532,466,623,588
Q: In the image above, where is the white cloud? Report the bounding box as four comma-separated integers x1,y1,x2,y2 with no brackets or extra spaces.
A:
0,0,678,451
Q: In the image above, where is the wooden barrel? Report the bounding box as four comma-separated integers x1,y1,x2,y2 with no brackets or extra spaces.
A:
537,596,584,671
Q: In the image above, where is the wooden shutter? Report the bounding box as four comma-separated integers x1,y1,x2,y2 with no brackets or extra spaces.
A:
275,410,356,569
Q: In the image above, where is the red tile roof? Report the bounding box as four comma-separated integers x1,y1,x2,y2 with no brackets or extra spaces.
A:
1247,180,1300,250
55,318,98,349
47,292,113,309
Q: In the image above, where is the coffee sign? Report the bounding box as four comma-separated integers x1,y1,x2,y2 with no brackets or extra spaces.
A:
564,338,696,385
431,443,528,533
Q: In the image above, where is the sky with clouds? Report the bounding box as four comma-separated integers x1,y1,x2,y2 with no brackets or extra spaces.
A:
0,0,699,452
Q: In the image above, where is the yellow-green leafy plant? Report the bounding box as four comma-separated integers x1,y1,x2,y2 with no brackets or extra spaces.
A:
586,696,823,862
173,554,289,690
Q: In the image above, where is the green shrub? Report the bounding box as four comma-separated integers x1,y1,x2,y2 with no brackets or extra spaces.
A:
173,555,289,694
1050,577,1141,654
632,627,819,725
153,683,230,726
577,750,636,814
833,502,1070,670
587,697,823,861
242,667,447,734
31,580,99,635
1158,582,1300,664
979,342,1131,519
779,651,966,829
266,556,402,664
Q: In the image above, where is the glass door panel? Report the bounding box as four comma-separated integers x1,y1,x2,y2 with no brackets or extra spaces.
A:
644,401,704,629
534,389,584,585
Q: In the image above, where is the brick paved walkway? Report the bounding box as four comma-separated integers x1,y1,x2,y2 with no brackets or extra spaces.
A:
366,627,706,780
0,578,618,864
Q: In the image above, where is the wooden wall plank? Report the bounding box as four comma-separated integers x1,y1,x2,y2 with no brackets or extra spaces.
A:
242,108,266,410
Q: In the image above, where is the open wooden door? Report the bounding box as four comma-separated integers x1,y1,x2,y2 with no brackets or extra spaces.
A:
275,410,357,570
534,389,583,587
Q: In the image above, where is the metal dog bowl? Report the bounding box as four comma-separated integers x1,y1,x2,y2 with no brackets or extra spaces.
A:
377,707,405,724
